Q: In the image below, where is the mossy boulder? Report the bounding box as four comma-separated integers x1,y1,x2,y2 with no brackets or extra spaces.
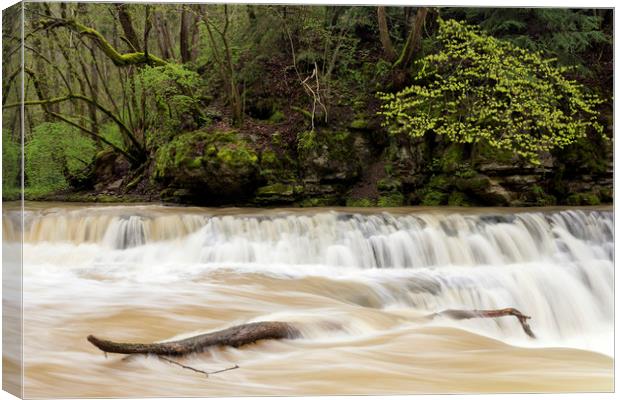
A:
297,129,370,184
154,130,259,203
455,174,512,206
259,149,297,183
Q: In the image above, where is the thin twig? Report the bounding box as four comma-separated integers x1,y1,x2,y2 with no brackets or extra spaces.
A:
158,355,239,377
210,364,240,375
157,356,210,377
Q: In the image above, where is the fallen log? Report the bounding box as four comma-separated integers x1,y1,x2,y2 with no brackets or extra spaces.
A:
87,321,300,356
87,307,535,357
427,307,536,338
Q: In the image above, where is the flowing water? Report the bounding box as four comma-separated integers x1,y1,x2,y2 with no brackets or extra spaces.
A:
2,202,614,397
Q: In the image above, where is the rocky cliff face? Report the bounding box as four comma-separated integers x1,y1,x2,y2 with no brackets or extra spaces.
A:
126,122,612,207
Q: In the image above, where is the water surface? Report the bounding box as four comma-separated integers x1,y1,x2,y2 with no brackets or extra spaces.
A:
3,203,613,396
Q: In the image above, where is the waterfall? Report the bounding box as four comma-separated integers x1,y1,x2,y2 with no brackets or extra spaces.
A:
7,205,614,355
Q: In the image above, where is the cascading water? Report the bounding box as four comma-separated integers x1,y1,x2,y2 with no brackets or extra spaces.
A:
4,204,613,397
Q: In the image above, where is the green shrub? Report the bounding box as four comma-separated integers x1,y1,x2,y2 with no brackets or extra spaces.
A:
379,18,604,165
25,122,96,196
2,131,21,200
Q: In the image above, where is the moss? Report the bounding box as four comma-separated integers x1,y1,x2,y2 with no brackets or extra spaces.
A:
271,131,283,147
439,144,464,173
428,175,450,190
599,188,613,203
530,185,557,206
268,110,286,123
377,178,401,193
292,106,313,120
349,119,369,130
154,129,259,199
566,192,601,206
455,174,490,192
378,192,404,207
297,130,318,151
421,190,448,206
346,198,376,207
447,191,471,206
300,196,339,207
259,149,297,183
216,146,258,167
256,183,296,197
261,150,278,168
555,136,609,175
297,129,360,180
187,157,202,169
473,140,514,165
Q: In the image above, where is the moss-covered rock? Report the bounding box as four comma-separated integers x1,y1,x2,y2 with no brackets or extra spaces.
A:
378,192,404,207
528,185,557,206
566,192,601,206
439,144,464,173
154,130,259,203
259,148,297,183
377,178,401,193
455,174,512,205
297,129,369,184
346,198,376,207
421,190,448,206
268,110,286,123
300,196,340,207
254,183,302,204
349,118,369,130
447,191,471,206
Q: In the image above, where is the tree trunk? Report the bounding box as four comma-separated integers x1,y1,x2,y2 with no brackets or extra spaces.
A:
154,12,171,59
377,7,396,62
394,7,428,69
116,3,142,51
180,9,191,63
190,8,201,62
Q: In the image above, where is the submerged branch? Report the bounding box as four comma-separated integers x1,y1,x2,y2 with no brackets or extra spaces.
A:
88,307,535,358
427,307,536,338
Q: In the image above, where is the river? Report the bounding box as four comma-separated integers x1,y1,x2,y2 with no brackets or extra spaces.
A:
2,203,614,397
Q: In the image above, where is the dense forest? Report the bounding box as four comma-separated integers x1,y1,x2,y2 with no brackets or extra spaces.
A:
2,3,613,207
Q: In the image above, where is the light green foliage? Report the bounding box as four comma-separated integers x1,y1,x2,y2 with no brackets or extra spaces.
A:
25,122,96,196
297,130,318,151
448,191,469,206
268,110,286,123
530,184,556,206
139,64,204,146
566,192,600,206
377,192,404,207
379,19,604,165
99,122,125,151
346,198,376,207
2,132,21,199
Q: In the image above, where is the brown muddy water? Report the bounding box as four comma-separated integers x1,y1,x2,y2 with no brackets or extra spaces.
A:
2,203,614,397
